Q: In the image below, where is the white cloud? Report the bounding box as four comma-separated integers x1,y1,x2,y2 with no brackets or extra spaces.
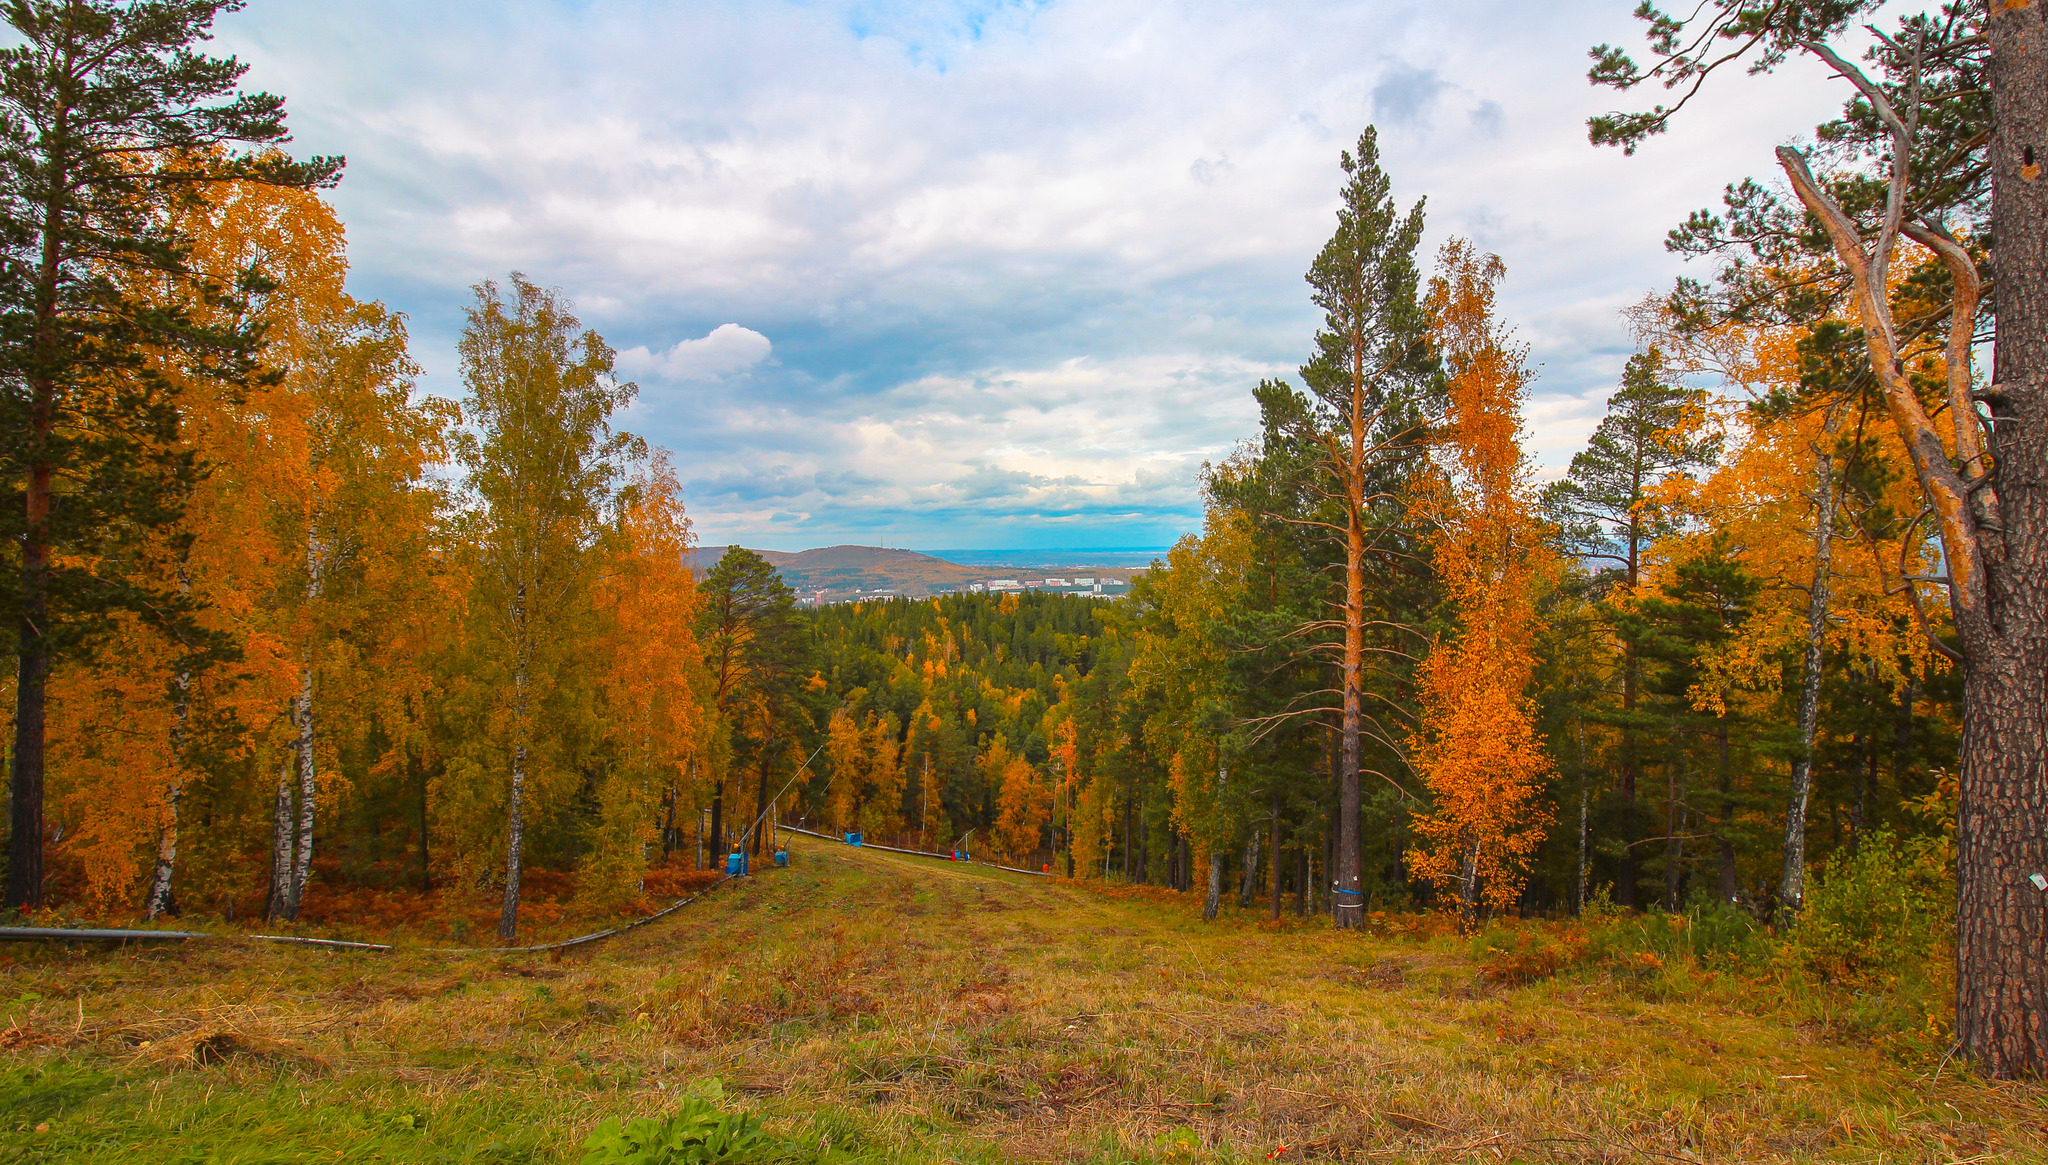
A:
218,0,1865,547
617,324,773,382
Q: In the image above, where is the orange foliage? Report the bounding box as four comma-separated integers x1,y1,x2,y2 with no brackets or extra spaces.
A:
1406,241,1553,916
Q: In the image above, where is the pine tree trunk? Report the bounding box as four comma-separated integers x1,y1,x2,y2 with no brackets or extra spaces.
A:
1297,847,1309,917
6,201,64,915
1336,502,1366,927
1955,0,2048,1077
1781,449,1834,914
1203,849,1223,921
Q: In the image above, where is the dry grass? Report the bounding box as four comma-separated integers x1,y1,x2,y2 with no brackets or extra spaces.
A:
1,836,2043,1163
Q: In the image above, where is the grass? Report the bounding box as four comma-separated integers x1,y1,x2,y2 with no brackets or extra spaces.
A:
0,835,2042,1163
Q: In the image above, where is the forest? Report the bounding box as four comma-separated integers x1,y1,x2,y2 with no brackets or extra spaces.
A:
4,0,2048,1128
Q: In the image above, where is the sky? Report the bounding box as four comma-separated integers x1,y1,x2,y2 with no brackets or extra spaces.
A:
214,0,1858,552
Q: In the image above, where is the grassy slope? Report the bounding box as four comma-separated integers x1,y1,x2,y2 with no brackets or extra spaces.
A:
0,836,2041,1164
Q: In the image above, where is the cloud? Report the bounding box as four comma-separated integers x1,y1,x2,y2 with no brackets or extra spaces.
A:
618,324,773,382
218,0,1855,548
1372,67,1447,128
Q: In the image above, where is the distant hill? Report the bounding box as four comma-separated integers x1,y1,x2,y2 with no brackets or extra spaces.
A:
685,545,1145,601
686,545,983,598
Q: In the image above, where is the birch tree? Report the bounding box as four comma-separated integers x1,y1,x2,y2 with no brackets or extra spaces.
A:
457,274,636,942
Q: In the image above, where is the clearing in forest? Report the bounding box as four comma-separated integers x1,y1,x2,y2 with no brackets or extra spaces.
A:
0,835,2038,1163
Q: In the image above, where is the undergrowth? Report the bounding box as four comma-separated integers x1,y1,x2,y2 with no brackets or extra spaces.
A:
1471,831,1957,1064
0,835,2036,1164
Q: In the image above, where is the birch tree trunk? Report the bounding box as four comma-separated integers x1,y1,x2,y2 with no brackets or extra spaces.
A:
1780,449,1835,914
500,737,527,942
499,580,530,943
146,553,193,921
1203,849,1224,921
144,665,190,920
266,753,295,921
1457,837,1481,934
1238,832,1260,908
288,667,317,911
287,534,327,914
1270,793,1282,921
1576,787,1589,915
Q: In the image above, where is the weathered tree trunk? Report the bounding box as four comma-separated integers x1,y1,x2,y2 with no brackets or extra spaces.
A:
1781,449,1834,913
1951,0,2048,1078
1203,849,1224,920
1768,9,2048,1073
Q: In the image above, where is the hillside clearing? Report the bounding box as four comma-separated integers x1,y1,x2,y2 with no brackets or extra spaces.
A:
0,836,2038,1164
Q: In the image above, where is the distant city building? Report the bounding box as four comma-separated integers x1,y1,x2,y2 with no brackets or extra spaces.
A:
1073,576,1095,585
985,579,1020,589
1043,577,1068,586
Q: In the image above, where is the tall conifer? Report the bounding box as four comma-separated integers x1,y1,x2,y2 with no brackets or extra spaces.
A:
0,0,340,909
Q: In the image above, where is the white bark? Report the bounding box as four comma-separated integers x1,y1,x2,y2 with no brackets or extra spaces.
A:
1781,448,1836,913
266,753,295,920
289,667,316,911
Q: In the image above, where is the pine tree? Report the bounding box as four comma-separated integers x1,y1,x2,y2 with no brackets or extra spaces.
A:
0,0,341,911
696,546,804,855
1270,127,1437,929
1543,350,1718,906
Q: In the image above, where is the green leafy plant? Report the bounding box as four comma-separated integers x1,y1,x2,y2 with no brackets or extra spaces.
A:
580,1096,775,1164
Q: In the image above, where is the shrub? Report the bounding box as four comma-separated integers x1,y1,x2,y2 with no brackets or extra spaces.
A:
580,1096,775,1164
1474,923,1587,985
1783,831,1951,985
